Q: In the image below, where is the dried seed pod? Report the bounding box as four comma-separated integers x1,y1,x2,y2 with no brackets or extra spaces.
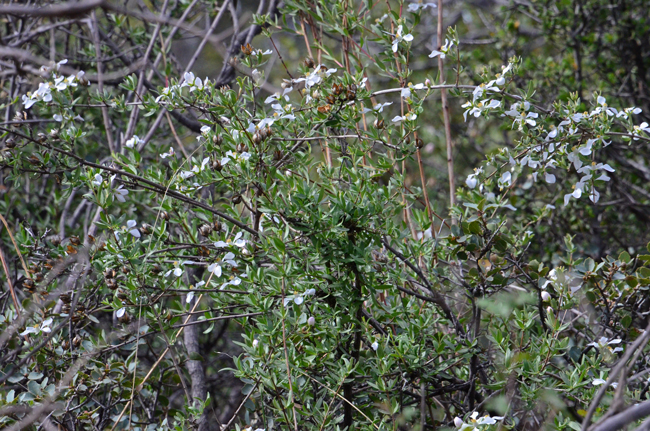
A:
60,292,72,304
415,138,424,149
348,83,357,92
236,142,249,153
373,119,385,129
346,90,356,101
106,278,118,290
139,223,153,235
240,43,253,55
197,246,211,257
273,149,283,162
118,312,130,324
62,340,70,350
304,57,315,68
232,194,242,205
69,236,81,246
87,234,95,244
73,336,82,347
318,105,331,113
252,132,263,145
5,138,15,149
44,259,55,270
264,127,272,138
62,304,71,314
49,236,61,246
151,264,163,275
50,129,59,139
104,268,117,279
160,211,170,221
213,220,222,232
23,278,36,292
228,57,239,67
36,133,47,143
213,135,223,145
326,95,336,105
211,159,223,172
34,272,43,282
116,289,127,300
121,266,130,275
198,223,213,237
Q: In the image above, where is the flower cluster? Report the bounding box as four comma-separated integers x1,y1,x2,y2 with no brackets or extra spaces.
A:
22,59,86,110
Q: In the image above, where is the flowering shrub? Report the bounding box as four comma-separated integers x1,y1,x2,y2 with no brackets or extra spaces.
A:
2,0,650,430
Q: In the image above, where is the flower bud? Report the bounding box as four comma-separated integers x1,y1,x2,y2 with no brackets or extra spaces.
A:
252,339,259,348
425,78,432,87
454,417,464,428
541,291,551,301
307,316,316,326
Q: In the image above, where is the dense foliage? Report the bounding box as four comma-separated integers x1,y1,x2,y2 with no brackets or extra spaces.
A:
2,0,650,430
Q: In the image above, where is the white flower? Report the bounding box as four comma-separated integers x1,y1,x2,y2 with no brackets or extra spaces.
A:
180,72,205,92
592,378,617,388
125,135,144,148
113,185,128,203
461,99,500,121
407,1,436,11
391,112,417,123
20,317,53,336
466,173,478,189
504,102,538,129
126,220,141,238
545,172,556,184
633,122,650,140
186,281,205,304
220,275,242,290
207,252,238,278
294,65,337,90
588,337,624,353
160,147,175,159
164,261,195,278
363,102,393,113
371,341,379,351
392,25,414,53
455,412,504,430
498,171,512,188
92,174,103,186
283,288,316,306
53,114,63,122
429,38,454,59
472,81,500,102
214,232,246,248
